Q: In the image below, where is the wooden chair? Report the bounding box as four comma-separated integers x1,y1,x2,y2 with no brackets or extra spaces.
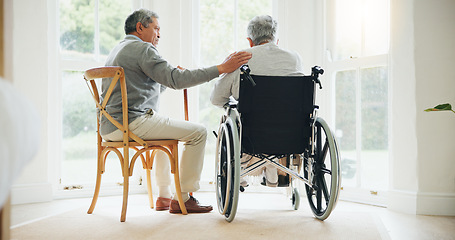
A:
83,66,188,222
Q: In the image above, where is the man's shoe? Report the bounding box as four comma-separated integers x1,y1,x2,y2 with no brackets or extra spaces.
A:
155,197,172,211
169,196,213,214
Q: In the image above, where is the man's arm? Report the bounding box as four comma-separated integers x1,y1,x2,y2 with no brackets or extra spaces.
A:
210,69,240,108
140,47,251,90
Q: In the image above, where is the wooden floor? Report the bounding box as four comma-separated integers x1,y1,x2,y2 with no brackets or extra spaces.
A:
10,192,455,240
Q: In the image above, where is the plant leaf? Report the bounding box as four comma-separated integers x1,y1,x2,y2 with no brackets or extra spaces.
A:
424,103,452,112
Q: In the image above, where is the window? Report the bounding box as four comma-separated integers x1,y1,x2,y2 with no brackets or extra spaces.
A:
196,0,273,184
57,0,142,189
326,0,389,203
55,0,273,193
327,0,389,61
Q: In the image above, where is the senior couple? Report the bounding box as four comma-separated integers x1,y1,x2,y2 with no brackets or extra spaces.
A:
101,8,303,214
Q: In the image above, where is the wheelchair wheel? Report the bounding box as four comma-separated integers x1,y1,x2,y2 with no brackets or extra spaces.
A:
305,117,341,220
215,117,241,222
292,187,300,210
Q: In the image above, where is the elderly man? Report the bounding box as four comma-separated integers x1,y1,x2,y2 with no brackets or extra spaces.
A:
210,15,303,187
101,9,251,214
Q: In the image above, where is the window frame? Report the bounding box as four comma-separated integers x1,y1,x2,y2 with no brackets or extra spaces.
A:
49,0,145,198
323,0,391,206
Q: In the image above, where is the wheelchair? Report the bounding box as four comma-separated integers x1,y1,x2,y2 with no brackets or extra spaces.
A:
214,65,341,222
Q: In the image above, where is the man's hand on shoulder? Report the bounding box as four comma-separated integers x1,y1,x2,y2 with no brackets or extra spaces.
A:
217,51,252,74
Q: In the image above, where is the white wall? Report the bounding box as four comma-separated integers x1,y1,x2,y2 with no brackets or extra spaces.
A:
388,0,455,215
7,0,53,204
388,0,419,213
413,0,455,215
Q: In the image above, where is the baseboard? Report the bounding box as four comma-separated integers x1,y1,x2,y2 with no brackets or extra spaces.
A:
339,187,387,207
388,190,417,214
53,184,148,200
388,190,455,216
11,183,53,205
416,191,455,216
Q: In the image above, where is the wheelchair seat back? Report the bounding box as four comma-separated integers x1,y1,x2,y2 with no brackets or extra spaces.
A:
238,74,315,155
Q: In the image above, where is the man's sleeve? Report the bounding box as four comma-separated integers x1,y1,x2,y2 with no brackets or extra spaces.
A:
210,69,240,108
140,46,219,89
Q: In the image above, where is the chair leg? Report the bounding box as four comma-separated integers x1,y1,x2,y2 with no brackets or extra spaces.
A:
146,169,154,209
120,174,129,222
87,160,103,214
120,147,130,222
173,168,188,215
170,145,188,215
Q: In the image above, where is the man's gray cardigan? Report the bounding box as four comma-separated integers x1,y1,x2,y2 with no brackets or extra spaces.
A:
100,35,219,135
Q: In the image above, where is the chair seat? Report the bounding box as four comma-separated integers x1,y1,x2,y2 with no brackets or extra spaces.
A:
102,139,178,147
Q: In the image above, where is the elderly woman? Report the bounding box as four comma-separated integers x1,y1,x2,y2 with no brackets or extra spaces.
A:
210,15,304,187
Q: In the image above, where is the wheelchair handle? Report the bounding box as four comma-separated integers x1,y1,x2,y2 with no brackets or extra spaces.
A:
240,65,256,87
311,66,324,89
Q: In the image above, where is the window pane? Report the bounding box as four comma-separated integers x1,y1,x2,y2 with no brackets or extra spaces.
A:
61,71,98,184
198,0,272,183
99,0,132,61
335,70,357,186
198,0,235,183
237,1,273,50
60,0,95,60
200,0,235,66
329,0,389,60
360,66,388,190
61,71,125,185
364,0,389,56
332,0,362,61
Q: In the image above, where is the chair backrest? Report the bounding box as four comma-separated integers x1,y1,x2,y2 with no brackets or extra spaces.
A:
83,66,147,147
238,74,315,155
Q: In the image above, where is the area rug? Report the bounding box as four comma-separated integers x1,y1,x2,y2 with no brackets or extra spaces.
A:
11,193,387,240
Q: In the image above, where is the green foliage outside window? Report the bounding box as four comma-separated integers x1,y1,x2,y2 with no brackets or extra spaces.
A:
198,0,273,159
62,71,96,138
59,0,130,59
335,67,388,151
61,0,131,139
361,67,388,150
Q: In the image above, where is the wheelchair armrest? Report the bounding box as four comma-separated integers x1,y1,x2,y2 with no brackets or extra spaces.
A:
224,98,238,109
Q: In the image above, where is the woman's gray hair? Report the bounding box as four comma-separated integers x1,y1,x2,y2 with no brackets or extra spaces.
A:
247,15,277,46
124,9,159,34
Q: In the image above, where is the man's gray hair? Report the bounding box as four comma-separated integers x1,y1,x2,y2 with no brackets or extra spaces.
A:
247,15,277,46
124,9,159,34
